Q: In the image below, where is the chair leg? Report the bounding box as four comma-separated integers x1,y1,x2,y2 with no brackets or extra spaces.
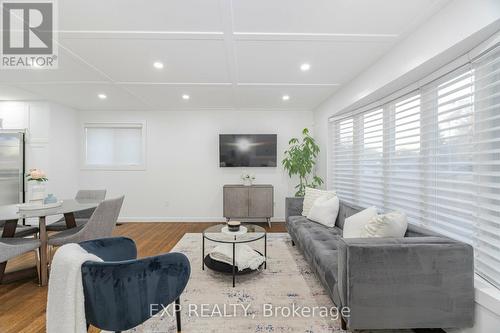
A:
0,261,6,283
48,245,57,269
175,298,181,332
35,250,41,284
340,316,347,330
34,249,42,286
48,245,52,267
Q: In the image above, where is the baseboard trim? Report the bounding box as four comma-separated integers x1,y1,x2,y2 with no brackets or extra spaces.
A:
117,217,285,223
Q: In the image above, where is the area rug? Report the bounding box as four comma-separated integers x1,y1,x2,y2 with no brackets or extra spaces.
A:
122,233,411,333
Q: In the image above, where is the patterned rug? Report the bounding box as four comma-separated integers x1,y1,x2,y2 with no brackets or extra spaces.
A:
123,233,412,333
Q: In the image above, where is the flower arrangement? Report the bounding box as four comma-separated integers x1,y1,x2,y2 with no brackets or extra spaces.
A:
241,172,255,185
26,169,48,182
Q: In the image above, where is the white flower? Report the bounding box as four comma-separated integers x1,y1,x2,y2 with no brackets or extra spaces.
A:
30,169,45,179
26,168,47,182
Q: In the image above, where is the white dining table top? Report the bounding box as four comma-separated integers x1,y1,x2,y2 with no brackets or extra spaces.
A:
0,199,99,221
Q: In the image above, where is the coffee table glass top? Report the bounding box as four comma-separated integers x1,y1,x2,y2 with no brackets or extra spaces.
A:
203,224,266,243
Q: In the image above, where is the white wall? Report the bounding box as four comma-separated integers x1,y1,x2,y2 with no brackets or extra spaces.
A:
46,103,79,199
0,101,79,222
313,0,500,182
78,110,313,222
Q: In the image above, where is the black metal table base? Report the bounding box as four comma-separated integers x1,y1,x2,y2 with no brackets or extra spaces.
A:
202,233,267,287
203,251,265,274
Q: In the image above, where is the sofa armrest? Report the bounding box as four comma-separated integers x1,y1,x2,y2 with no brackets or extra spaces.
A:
285,197,304,222
337,237,474,330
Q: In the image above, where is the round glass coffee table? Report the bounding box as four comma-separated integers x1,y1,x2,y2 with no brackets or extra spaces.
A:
202,224,267,287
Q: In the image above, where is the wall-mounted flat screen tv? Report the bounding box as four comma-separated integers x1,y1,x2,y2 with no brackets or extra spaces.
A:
219,134,277,167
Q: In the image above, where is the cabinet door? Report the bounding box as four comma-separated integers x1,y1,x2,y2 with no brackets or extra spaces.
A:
249,187,273,218
223,187,249,218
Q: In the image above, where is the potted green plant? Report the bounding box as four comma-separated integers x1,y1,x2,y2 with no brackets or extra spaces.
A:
282,128,323,197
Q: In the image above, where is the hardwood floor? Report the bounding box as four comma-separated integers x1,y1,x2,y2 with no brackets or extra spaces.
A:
0,222,286,333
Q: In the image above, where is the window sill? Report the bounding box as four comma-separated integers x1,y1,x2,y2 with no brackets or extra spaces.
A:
81,165,146,171
475,275,500,316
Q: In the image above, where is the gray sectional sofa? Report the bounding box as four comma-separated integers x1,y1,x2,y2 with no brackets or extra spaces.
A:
285,197,474,331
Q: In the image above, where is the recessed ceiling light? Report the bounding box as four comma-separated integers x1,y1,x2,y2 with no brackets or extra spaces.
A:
153,61,164,69
300,63,311,71
282,95,290,101
182,94,190,100
97,93,107,100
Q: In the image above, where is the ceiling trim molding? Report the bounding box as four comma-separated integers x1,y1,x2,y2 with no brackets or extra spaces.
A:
233,32,398,42
58,41,157,109
218,0,239,109
78,107,313,112
117,82,232,86
9,81,112,85
57,43,116,82
59,31,225,40
237,83,341,87
58,30,399,42
9,82,338,87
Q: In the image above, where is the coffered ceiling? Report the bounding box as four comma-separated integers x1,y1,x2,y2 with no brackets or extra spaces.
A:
1,0,450,111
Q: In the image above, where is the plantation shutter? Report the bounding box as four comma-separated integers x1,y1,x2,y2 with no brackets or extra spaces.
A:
428,68,475,240
386,94,423,223
328,42,500,290
473,45,500,289
331,117,356,203
358,108,384,207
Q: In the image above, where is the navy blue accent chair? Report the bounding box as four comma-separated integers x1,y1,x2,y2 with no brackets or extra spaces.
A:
79,237,191,333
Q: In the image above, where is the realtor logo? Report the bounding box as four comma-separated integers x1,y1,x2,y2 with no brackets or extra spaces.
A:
1,0,58,69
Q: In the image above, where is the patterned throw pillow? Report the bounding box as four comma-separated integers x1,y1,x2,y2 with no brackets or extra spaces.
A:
361,211,408,238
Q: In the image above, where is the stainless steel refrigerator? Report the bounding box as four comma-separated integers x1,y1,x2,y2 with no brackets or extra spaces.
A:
0,130,25,205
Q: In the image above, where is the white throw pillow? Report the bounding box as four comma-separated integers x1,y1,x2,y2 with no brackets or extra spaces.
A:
301,187,336,216
361,211,408,238
306,195,340,228
342,206,378,238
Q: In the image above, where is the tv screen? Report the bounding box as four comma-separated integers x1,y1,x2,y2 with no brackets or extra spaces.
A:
219,134,277,167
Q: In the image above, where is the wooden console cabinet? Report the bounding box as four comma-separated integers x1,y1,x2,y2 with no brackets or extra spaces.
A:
223,184,274,226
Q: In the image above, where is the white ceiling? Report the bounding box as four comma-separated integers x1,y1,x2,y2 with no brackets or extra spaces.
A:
2,0,450,111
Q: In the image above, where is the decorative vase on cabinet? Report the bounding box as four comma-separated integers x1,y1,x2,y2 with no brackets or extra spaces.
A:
30,182,46,204
26,168,48,205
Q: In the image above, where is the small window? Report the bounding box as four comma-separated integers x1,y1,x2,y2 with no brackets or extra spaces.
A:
83,122,146,170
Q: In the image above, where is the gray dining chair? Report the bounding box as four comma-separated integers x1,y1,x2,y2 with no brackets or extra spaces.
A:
46,189,107,232
48,196,124,247
0,238,41,283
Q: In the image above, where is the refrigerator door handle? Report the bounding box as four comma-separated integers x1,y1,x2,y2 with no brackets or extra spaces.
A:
19,132,25,204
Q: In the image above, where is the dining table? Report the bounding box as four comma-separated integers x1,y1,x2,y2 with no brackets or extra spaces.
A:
0,199,100,286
